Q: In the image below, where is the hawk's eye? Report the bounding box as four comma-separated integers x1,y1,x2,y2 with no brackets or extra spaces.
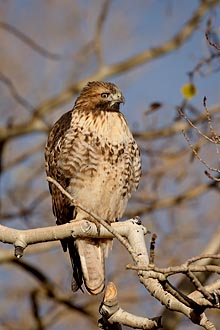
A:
101,92,110,98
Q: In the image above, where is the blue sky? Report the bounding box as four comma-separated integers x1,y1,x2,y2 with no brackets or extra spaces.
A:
1,2,220,328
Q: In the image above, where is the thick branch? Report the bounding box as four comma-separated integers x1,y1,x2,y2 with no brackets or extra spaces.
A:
139,276,215,330
0,219,148,258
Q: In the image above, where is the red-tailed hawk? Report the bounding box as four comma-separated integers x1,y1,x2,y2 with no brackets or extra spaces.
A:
45,81,141,295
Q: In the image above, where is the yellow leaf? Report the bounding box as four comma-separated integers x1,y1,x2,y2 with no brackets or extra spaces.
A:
181,83,197,99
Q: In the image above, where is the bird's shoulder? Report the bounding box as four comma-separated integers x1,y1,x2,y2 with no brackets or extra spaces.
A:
46,110,73,152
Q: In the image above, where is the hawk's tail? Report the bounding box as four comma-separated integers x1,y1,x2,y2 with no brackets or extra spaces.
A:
67,238,83,292
75,238,111,295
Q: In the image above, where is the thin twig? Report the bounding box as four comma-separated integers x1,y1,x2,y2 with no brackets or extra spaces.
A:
149,233,157,265
178,108,215,143
186,254,220,265
205,171,220,182
182,130,220,173
203,97,220,163
205,18,220,51
126,264,220,276
186,271,213,302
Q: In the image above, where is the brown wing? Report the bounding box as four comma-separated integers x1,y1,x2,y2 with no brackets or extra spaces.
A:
131,140,142,192
45,110,74,226
45,110,83,292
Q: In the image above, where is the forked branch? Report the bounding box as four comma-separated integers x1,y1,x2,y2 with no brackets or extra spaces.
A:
178,98,220,182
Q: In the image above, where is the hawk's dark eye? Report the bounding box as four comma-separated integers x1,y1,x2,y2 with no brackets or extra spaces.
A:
101,92,110,98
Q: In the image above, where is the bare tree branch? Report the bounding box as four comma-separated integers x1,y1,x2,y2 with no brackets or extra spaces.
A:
0,72,35,111
0,21,64,60
205,17,220,51
0,218,148,259
161,229,220,329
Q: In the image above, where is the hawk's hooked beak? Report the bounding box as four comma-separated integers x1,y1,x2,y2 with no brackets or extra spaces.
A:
110,93,125,107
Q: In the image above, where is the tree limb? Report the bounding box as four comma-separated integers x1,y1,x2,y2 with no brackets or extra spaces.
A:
0,218,148,260
99,282,162,329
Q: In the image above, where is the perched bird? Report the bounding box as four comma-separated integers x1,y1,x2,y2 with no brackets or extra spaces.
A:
45,81,141,295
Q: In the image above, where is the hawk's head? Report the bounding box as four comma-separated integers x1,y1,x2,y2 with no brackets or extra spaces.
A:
75,81,125,112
